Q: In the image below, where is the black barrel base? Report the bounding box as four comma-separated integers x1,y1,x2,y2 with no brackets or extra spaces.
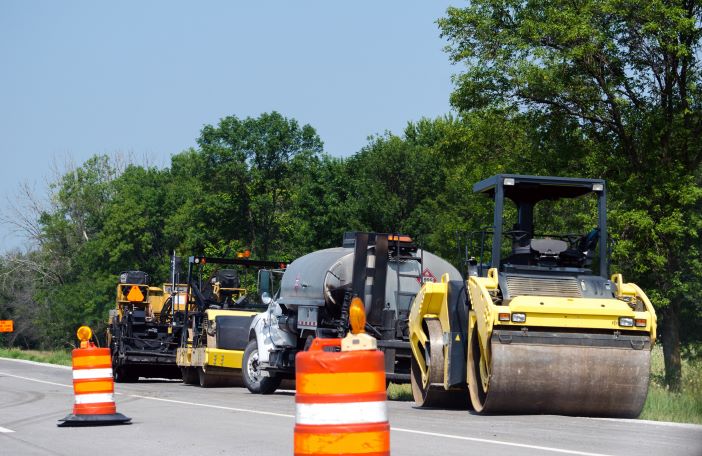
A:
57,413,132,427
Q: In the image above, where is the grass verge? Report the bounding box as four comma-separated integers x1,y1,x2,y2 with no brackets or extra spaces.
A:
0,347,72,366
640,345,702,424
387,382,413,401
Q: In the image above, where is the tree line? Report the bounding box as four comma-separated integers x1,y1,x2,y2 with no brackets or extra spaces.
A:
1,0,700,390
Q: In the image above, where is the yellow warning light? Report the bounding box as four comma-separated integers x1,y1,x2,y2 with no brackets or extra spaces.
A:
349,297,366,335
237,252,244,258
77,326,92,342
127,285,144,302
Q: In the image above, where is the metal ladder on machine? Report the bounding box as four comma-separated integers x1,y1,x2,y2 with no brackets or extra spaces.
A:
347,232,423,383
387,234,423,383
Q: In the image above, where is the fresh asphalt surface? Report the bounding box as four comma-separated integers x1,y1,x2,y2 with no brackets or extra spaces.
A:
1,358,701,456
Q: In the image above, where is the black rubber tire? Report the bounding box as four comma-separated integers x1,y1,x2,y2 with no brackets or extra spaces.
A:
114,365,138,383
242,339,281,394
181,367,198,385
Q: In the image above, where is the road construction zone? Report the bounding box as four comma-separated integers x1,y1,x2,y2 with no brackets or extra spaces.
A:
58,175,658,454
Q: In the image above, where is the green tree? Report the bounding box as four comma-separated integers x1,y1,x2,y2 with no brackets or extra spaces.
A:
194,112,324,258
0,251,42,348
0,113,338,348
402,112,535,262
439,0,702,389
283,152,353,257
35,155,118,285
0,155,125,347
94,165,175,277
345,119,465,238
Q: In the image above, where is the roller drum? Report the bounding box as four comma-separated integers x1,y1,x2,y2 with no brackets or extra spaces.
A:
471,332,651,418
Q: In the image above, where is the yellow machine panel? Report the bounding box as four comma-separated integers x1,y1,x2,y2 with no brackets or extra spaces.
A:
178,307,260,387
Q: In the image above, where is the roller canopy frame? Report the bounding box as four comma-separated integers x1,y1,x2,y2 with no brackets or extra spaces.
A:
473,174,608,278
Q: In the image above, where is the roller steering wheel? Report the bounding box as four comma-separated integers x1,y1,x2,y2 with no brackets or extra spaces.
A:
503,230,530,243
559,233,583,248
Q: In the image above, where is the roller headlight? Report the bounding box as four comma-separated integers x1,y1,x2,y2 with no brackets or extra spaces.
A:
619,317,634,327
511,313,526,323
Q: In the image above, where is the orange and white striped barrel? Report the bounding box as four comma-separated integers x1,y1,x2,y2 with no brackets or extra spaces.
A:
294,338,389,456
71,347,117,415
58,338,130,427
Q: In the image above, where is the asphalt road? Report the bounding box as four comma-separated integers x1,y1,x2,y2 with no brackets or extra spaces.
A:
1,357,701,456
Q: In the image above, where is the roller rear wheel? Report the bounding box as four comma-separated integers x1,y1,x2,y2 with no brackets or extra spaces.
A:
181,367,198,385
198,367,220,388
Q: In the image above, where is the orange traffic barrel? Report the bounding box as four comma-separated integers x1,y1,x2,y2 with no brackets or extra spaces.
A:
58,326,131,427
294,337,389,456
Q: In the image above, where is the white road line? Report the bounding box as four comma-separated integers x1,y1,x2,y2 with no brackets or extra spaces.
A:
1,370,693,455
128,395,615,456
0,426,15,433
127,394,295,419
592,417,702,430
0,372,71,389
391,428,616,456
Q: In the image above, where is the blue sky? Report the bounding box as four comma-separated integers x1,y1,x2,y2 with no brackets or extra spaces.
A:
0,1,459,252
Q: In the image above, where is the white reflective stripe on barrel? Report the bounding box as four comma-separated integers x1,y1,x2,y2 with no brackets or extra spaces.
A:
296,401,387,425
72,368,113,380
73,393,115,404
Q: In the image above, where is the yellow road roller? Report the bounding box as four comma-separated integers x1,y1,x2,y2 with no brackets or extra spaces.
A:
409,174,656,417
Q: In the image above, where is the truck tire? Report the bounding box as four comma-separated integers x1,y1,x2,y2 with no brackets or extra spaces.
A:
242,339,281,394
114,365,138,383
